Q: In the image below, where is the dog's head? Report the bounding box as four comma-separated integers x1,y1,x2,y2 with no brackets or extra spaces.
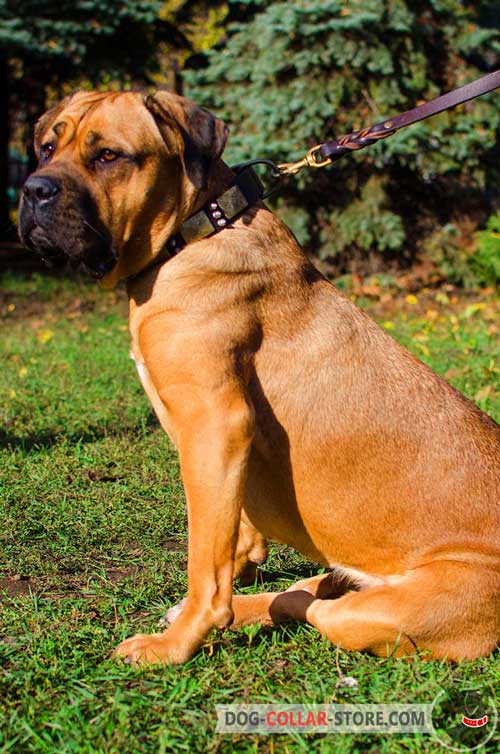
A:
18,90,228,286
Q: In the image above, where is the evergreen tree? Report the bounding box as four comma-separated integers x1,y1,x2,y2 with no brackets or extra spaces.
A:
186,0,500,278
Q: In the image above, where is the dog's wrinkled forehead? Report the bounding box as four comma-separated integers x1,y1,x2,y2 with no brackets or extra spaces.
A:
36,89,228,193
36,91,166,155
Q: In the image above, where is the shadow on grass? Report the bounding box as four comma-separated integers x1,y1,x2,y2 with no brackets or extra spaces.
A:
256,564,323,585
0,412,160,452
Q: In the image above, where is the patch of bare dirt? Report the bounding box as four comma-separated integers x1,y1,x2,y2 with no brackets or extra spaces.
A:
105,566,140,582
0,575,32,596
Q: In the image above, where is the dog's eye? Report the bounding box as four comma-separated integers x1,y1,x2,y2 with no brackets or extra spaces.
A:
97,149,119,164
40,143,55,162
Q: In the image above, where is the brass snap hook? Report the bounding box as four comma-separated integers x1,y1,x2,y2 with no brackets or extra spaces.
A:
277,144,332,176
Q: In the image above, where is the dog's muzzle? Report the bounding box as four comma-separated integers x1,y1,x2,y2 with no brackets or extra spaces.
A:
19,172,116,278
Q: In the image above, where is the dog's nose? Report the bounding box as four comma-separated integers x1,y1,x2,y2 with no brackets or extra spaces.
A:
23,175,60,205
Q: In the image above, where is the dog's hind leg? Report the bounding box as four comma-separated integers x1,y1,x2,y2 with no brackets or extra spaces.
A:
229,571,346,628
231,562,500,661
233,515,268,586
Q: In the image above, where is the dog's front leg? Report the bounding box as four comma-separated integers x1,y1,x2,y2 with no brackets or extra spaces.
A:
114,378,254,665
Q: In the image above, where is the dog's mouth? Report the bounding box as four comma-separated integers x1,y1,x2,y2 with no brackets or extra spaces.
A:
25,223,116,278
79,250,117,279
22,218,67,266
19,198,117,279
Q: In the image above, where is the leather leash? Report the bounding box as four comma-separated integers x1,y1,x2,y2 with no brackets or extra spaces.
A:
148,69,500,270
277,69,500,176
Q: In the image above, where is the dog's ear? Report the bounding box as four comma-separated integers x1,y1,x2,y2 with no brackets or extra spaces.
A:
144,91,229,191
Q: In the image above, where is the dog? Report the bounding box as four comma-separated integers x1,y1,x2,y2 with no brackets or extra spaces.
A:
19,89,500,664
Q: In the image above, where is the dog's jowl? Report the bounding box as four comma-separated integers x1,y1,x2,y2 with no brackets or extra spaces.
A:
19,90,500,664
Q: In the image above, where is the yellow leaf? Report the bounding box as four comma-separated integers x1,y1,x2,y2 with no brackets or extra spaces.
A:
462,302,487,319
417,343,430,357
18,367,28,379
7,303,15,312
8,389,16,399
382,321,395,330
405,294,418,305
38,329,54,344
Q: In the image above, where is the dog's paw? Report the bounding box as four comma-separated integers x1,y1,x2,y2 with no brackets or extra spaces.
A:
114,632,176,665
158,598,187,628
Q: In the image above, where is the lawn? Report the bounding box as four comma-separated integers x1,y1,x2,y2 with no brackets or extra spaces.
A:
0,268,499,754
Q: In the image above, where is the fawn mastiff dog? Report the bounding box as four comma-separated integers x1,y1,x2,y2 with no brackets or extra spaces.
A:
19,90,500,664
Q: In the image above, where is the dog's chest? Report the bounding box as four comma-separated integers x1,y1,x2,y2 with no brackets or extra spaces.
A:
129,344,178,447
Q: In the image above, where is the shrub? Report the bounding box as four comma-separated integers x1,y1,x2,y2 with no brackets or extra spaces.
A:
186,0,500,279
475,211,500,285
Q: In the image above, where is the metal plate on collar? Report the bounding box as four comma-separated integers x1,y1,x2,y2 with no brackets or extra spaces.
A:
181,211,214,243
218,185,247,218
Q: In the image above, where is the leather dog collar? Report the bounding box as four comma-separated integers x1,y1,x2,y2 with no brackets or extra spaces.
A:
155,166,265,265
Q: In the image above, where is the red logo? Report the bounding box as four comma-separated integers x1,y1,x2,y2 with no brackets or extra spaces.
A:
461,715,488,728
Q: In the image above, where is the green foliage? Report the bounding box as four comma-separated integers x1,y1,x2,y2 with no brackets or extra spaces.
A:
423,212,500,287
419,222,479,288
187,0,500,272
475,210,500,285
319,176,405,261
0,0,164,78
274,199,311,245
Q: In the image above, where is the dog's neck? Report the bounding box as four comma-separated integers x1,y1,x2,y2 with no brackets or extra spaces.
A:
102,161,264,289
100,161,237,289
189,161,237,217
134,160,264,276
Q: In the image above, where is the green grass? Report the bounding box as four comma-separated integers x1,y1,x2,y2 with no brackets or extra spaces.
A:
0,271,499,754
